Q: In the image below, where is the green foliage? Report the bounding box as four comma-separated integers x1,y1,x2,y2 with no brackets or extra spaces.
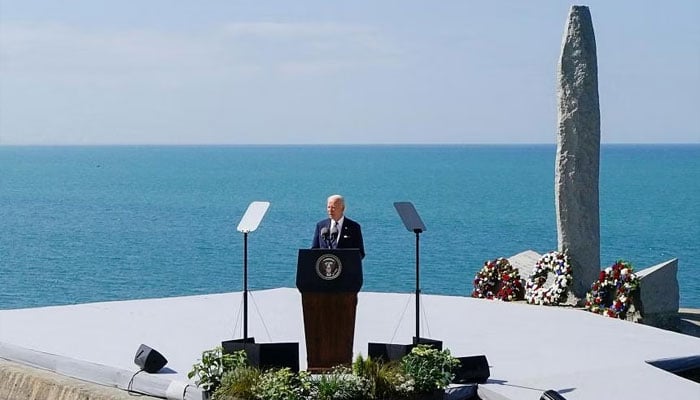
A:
199,346,461,399
400,345,460,394
187,347,248,394
212,366,261,400
313,366,371,400
252,368,313,400
352,354,409,400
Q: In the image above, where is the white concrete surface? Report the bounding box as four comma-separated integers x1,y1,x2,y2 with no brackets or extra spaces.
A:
1,288,698,400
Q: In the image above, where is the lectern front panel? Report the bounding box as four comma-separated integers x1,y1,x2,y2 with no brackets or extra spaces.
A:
296,249,363,293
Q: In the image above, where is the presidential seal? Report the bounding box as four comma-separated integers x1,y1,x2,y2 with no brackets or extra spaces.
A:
315,254,342,280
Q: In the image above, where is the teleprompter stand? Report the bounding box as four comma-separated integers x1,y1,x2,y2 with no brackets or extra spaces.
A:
297,248,363,372
222,201,299,372
368,201,490,385
368,201,442,361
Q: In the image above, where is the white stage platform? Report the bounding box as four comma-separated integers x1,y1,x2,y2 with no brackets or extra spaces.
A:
1,288,698,400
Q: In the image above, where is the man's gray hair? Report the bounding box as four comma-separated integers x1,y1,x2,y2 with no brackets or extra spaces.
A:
327,194,345,205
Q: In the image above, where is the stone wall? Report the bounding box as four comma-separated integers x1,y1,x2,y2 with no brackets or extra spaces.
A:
0,359,155,400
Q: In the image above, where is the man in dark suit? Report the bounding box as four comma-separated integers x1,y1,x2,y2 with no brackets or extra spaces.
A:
312,194,365,259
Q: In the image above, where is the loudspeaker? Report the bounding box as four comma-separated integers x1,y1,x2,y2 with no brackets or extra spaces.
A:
222,340,299,372
412,337,443,350
452,355,490,384
134,344,167,373
368,338,443,362
540,389,567,400
367,342,413,362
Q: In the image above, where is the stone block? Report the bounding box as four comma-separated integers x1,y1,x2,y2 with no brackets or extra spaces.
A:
635,258,680,330
508,250,541,279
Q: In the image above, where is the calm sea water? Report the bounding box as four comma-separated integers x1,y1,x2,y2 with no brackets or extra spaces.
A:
1,145,698,309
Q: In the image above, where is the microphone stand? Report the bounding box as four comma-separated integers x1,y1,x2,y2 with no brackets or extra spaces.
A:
321,231,331,249
329,222,339,249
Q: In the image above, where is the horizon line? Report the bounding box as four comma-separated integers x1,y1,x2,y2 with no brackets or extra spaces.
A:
1,142,699,147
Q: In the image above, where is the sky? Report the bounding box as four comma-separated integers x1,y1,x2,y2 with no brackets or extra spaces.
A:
0,0,698,145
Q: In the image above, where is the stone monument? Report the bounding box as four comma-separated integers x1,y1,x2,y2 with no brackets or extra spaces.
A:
555,5,601,301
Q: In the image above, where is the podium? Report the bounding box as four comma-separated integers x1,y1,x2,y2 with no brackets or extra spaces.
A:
296,248,362,372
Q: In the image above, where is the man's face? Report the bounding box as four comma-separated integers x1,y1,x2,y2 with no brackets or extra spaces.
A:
327,198,344,221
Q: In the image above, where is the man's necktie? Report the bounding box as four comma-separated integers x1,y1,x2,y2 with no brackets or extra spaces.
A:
330,220,338,248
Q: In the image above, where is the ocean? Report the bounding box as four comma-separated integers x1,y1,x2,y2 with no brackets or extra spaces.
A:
1,144,698,309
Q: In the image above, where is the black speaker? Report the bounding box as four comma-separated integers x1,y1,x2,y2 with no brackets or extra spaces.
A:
222,340,299,372
412,337,443,350
452,355,490,384
540,390,567,400
134,344,167,373
368,338,444,363
367,342,413,362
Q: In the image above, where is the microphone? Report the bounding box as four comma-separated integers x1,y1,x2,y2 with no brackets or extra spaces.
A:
320,226,329,242
330,222,339,243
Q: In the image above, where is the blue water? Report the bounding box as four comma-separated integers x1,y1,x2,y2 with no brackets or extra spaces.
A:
1,145,698,309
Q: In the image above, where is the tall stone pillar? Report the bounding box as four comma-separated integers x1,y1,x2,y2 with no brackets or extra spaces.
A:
555,5,600,301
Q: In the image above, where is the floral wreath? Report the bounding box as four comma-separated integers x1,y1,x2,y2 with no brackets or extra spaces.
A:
524,251,573,305
585,260,640,319
472,258,524,301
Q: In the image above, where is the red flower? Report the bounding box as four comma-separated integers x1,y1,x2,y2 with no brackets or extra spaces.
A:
599,271,606,282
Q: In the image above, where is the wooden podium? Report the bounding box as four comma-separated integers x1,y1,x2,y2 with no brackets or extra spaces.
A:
296,249,363,372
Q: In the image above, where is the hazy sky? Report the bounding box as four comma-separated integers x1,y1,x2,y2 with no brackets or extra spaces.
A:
1,1,698,145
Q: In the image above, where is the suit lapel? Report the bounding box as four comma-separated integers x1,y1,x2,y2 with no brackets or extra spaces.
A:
337,218,350,247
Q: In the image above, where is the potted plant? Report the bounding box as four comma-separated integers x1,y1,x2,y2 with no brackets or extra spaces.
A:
188,347,247,395
252,368,313,400
313,366,371,400
212,366,260,400
352,354,408,400
400,345,460,400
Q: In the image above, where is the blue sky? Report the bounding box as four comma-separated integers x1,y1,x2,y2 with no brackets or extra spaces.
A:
0,0,698,145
